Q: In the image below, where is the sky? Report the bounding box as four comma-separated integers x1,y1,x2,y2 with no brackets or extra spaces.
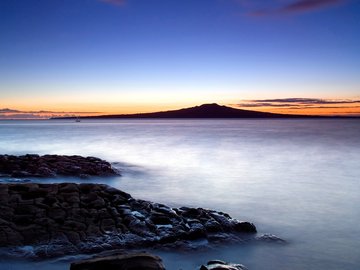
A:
0,0,360,118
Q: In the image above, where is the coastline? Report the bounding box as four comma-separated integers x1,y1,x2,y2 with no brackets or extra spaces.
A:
0,154,258,269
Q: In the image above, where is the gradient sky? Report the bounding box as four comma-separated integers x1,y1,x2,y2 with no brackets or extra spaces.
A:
1,0,360,118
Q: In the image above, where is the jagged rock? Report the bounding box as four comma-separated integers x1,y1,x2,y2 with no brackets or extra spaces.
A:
0,154,120,178
0,183,256,258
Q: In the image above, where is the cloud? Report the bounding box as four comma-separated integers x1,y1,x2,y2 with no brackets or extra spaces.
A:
235,102,303,108
98,0,347,15
248,98,360,104
234,98,360,115
285,105,360,109
99,0,126,6
280,0,344,13
246,0,346,16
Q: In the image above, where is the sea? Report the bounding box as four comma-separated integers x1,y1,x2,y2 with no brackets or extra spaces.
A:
0,119,359,270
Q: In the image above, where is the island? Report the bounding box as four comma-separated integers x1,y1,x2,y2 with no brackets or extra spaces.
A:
52,103,322,119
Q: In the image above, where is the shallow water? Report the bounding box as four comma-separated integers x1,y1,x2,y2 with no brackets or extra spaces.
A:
0,119,359,269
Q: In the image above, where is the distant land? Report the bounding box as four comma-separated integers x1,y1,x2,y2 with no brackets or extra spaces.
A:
51,103,354,119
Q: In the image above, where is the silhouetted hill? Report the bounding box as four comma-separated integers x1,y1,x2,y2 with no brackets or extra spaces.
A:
53,103,319,119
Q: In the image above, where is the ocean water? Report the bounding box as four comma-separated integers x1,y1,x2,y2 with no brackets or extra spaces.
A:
0,119,359,270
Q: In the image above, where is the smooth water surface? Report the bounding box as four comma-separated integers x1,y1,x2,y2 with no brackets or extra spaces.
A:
0,119,359,270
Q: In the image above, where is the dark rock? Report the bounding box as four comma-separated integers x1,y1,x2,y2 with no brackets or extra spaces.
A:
101,218,116,232
70,253,165,270
180,207,203,219
207,260,227,265
43,196,58,206
48,208,67,222
0,183,256,258
21,188,48,200
186,229,207,240
200,260,247,270
255,233,286,243
204,219,223,233
232,221,257,233
36,166,56,177
149,212,172,225
59,183,79,193
0,154,120,178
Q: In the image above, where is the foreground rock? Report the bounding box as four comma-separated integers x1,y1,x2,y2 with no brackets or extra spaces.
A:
0,183,256,258
69,253,248,270
70,253,165,270
70,253,248,270
0,154,119,178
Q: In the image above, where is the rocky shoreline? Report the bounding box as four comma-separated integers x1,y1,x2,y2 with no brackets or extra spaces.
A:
69,252,248,270
0,154,119,178
0,154,261,269
0,182,256,259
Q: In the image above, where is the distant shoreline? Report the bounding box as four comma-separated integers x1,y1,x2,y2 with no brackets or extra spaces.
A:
1,116,359,120
52,116,359,120
49,103,359,120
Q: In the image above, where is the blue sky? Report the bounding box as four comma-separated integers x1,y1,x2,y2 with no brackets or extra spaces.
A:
0,0,359,117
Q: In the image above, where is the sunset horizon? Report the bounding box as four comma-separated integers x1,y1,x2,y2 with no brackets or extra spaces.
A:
1,1,360,269
1,97,360,119
1,0,359,119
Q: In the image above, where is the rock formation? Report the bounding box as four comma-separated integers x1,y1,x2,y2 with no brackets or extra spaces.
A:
0,183,256,258
70,253,249,270
70,253,166,270
0,154,119,178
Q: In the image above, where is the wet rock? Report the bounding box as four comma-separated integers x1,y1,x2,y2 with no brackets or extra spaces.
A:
48,208,67,222
0,183,256,258
150,212,172,225
204,219,223,233
0,154,120,178
232,221,257,233
200,260,247,270
255,233,286,243
70,253,166,270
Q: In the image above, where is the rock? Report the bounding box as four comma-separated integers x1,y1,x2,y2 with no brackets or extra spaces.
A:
48,208,67,222
200,260,247,270
0,183,256,258
0,154,120,178
204,219,223,233
150,212,172,225
231,221,257,233
70,254,249,270
207,260,227,265
255,233,286,243
70,253,165,270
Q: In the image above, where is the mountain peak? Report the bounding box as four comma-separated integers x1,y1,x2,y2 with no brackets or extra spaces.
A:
198,103,221,108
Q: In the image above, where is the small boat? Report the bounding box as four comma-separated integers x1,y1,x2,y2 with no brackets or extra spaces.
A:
75,117,81,122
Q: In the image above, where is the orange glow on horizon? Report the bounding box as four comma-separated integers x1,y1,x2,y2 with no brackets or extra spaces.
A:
1,101,360,119
233,105,360,116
